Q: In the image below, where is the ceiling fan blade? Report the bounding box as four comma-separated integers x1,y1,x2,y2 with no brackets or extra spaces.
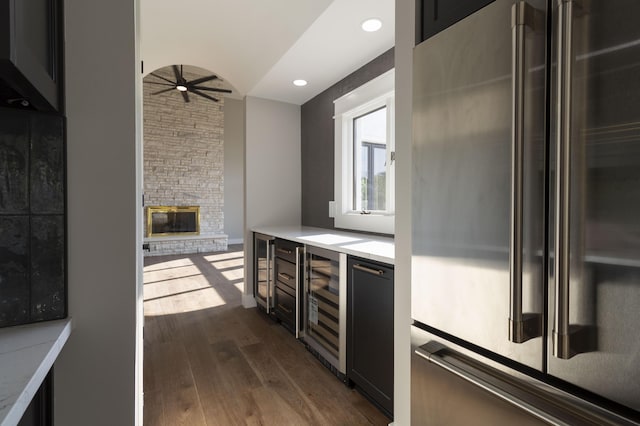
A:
151,87,175,95
145,81,174,87
172,65,182,83
191,86,232,93
181,90,190,103
191,89,219,103
188,75,218,86
150,72,176,85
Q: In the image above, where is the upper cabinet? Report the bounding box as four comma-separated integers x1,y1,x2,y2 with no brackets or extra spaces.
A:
420,0,494,42
0,0,63,112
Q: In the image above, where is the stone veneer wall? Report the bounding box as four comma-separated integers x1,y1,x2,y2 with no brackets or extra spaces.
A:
143,66,228,255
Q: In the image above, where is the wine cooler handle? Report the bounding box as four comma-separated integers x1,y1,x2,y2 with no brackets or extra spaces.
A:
295,246,303,339
553,0,574,360
509,1,542,344
266,241,273,312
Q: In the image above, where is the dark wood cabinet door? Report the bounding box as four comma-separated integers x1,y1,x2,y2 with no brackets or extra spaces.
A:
420,0,494,42
347,256,394,418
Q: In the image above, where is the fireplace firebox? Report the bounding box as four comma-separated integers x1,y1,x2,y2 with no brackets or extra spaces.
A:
146,206,200,237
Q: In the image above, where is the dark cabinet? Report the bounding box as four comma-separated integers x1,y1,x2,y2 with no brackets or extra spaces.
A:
18,369,53,426
0,0,63,111
347,256,394,418
420,0,494,42
273,238,303,336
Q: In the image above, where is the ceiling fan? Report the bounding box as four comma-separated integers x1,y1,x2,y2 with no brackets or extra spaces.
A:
146,65,232,103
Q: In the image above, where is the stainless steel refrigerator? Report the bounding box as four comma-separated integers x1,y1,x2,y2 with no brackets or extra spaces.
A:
412,0,640,423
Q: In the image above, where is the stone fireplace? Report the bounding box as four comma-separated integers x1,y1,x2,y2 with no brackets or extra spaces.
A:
143,65,228,256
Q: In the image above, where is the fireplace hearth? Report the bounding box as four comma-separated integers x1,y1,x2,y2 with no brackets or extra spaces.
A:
146,206,200,237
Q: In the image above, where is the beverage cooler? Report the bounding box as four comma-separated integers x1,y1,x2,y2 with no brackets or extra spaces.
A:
253,233,274,314
303,246,347,378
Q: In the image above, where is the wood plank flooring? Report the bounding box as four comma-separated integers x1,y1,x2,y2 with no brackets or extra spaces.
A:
143,245,390,426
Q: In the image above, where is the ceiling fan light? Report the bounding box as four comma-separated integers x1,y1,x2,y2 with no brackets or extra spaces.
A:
176,85,188,92
361,18,382,32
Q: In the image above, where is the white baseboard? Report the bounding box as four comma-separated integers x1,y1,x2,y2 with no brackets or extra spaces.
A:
242,294,257,308
228,238,244,245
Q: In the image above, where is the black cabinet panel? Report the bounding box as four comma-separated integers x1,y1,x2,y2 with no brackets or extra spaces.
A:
0,0,62,112
0,111,29,213
18,368,53,426
30,115,64,214
421,0,495,42
0,107,65,328
31,215,64,321
0,215,29,326
347,257,394,418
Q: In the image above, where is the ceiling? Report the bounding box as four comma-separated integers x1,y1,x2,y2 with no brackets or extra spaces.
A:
140,0,395,105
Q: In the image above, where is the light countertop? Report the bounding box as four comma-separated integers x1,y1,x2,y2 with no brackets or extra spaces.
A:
0,318,72,426
252,225,394,265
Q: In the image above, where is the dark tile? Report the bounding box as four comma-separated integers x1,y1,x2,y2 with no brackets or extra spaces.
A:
30,115,64,214
30,215,65,321
0,216,29,327
0,110,29,214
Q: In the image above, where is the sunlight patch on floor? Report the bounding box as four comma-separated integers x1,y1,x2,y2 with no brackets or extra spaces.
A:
203,250,243,262
144,250,244,317
221,266,244,281
209,257,244,269
143,258,195,272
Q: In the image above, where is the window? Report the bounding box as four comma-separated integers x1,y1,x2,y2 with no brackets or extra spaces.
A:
334,69,394,234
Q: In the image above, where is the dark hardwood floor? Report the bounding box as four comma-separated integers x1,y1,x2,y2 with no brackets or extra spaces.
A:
143,245,390,425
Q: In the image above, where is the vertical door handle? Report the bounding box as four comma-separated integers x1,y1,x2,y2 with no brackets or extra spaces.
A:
266,241,273,312
509,1,542,344
553,0,575,359
295,246,304,339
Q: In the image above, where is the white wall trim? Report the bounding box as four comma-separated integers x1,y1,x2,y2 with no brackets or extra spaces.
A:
334,69,395,235
242,293,257,308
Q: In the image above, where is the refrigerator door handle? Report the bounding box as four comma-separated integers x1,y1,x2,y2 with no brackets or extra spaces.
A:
553,0,596,359
553,0,575,360
509,1,542,344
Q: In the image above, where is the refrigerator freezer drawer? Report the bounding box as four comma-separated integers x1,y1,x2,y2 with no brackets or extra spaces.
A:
411,326,637,425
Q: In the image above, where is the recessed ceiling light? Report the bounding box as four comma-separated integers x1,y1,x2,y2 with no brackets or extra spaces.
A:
176,85,188,92
361,18,382,32
293,79,308,87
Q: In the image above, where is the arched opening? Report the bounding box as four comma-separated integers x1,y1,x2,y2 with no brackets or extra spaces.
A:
140,64,247,421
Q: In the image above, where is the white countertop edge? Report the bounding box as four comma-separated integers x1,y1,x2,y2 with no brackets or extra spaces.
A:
252,225,395,265
0,318,72,426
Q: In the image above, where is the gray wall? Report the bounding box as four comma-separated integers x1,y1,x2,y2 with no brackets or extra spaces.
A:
300,48,394,230
56,0,141,424
243,96,301,306
224,98,245,244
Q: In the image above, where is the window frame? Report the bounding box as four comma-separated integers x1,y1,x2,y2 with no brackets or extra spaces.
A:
333,69,395,234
